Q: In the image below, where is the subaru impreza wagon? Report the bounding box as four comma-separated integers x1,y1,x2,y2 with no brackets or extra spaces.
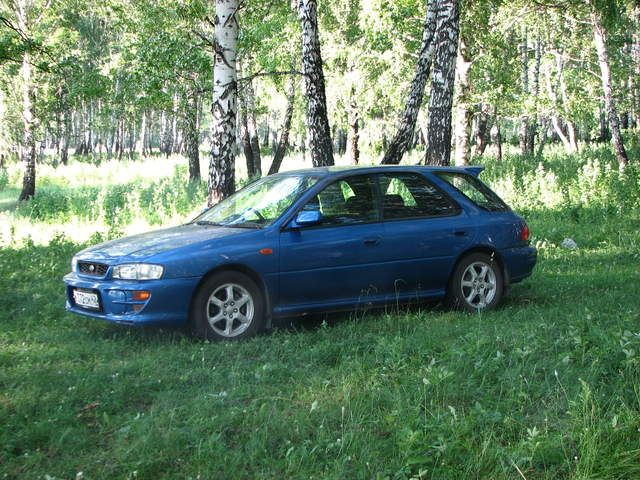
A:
64,165,537,339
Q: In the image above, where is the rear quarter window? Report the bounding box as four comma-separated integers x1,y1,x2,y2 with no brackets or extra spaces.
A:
435,172,509,212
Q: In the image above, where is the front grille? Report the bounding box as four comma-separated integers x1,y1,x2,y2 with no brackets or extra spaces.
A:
78,261,109,277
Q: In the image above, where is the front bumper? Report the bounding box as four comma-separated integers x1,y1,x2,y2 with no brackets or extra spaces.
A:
63,272,200,326
501,245,537,284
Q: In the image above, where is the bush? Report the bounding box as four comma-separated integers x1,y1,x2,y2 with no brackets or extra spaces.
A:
0,169,8,192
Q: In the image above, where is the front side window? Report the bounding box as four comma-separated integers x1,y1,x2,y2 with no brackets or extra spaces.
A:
301,175,379,226
195,174,318,228
435,173,509,212
379,173,460,220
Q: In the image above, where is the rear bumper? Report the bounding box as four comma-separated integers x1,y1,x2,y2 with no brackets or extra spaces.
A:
501,245,537,284
63,272,200,326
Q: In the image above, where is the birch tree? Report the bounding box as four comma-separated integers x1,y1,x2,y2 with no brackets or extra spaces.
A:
12,0,39,201
453,37,472,165
381,0,438,165
298,0,334,167
184,85,201,182
425,0,459,166
268,77,296,175
591,7,628,166
208,0,239,206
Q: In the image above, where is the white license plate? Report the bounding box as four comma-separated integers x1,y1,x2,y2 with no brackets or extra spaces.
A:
73,289,100,310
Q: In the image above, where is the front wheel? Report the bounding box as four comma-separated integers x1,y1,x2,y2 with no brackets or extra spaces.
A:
191,271,265,340
446,253,504,312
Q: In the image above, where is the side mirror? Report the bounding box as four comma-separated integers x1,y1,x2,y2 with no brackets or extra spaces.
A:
292,209,322,228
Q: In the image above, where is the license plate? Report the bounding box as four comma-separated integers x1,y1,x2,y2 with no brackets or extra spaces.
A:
73,289,100,310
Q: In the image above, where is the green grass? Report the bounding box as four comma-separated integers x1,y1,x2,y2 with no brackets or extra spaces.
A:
1,147,640,478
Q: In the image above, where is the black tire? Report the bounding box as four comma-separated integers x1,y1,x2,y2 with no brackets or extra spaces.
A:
446,252,504,312
191,271,265,340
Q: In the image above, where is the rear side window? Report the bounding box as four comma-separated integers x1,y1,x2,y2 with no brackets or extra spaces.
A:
379,173,460,220
435,173,509,212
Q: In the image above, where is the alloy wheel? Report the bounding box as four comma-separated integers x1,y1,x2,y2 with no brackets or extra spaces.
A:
460,261,497,309
207,283,254,338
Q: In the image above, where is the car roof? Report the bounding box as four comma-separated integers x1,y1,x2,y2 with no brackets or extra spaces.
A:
274,164,485,178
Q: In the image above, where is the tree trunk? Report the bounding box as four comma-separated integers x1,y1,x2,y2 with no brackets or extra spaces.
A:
347,114,360,165
381,0,438,165
597,101,610,142
518,28,530,155
208,0,239,206
185,88,201,182
527,36,542,154
60,109,71,165
298,0,334,167
268,77,296,175
86,101,94,155
18,1,36,201
425,0,459,166
474,103,491,156
544,52,577,153
239,91,255,178
171,92,180,155
591,11,628,166
347,85,360,165
128,123,135,159
453,36,472,166
536,116,549,157
244,75,262,177
138,111,148,157
490,107,502,162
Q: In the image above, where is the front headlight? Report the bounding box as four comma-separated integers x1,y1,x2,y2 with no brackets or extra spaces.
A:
112,263,164,280
71,256,78,272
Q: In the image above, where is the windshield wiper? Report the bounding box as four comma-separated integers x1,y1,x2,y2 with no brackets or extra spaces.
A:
194,220,224,226
230,221,264,229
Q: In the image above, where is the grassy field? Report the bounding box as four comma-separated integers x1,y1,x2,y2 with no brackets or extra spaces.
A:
1,147,640,479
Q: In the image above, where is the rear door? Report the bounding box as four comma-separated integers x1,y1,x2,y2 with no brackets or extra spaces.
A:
377,172,476,294
278,174,386,310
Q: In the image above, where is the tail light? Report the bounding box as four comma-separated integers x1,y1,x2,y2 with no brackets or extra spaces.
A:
520,223,530,242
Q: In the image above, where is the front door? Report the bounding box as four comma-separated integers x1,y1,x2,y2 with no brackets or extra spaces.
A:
277,174,386,312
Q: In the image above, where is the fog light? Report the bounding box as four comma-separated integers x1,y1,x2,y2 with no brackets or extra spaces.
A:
132,290,150,301
132,304,144,313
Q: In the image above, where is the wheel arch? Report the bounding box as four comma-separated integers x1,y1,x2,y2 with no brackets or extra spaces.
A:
188,263,272,328
449,246,509,291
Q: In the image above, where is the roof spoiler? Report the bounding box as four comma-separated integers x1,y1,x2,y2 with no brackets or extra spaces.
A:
464,166,485,177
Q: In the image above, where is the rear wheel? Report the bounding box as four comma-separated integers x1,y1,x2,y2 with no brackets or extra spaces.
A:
447,253,503,312
191,271,265,340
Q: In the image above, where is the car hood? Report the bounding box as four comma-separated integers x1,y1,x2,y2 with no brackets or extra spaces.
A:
77,224,249,262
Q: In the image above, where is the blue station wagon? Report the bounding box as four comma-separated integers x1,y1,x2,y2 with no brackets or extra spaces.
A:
64,165,537,339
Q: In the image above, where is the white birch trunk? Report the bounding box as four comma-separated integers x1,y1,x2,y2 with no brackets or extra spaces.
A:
381,0,438,165
453,37,472,166
298,0,334,167
592,11,629,166
426,0,459,166
17,0,36,201
208,0,239,206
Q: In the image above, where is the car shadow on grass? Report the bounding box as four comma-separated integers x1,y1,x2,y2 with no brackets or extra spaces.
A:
92,282,539,343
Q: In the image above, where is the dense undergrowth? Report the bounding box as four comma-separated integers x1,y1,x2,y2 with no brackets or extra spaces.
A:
0,146,639,479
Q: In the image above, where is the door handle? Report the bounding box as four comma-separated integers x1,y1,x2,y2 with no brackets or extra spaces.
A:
363,236,381,246
453,230,468,237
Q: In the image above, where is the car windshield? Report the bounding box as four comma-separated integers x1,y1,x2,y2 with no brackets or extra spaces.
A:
193,174,318,228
